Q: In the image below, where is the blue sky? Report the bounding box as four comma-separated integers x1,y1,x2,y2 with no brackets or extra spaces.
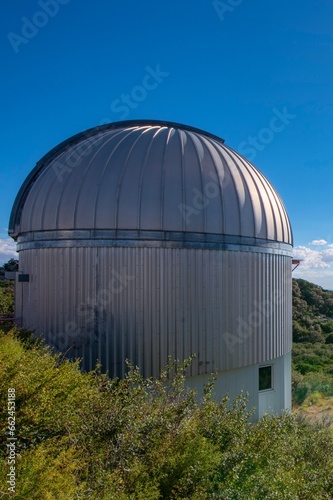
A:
1,0,333,288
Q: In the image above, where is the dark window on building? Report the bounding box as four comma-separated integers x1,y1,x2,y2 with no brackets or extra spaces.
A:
259,366,272,391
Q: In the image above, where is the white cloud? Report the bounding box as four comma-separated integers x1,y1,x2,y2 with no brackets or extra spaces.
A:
293,244,333,289
0,238,18,264
293,245,329,269
321,247,333,263
293,267,333,290
310,239,327,245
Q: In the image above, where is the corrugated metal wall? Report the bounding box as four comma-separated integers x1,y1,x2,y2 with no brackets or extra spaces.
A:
16,246,292,377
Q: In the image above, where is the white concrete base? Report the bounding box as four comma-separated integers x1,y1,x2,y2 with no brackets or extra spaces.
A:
185,351,292,421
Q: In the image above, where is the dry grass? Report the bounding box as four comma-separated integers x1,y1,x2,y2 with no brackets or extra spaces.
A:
294,394,333,428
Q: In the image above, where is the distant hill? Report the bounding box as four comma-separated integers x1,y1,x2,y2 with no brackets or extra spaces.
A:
292,278,333,376
293,278,333,342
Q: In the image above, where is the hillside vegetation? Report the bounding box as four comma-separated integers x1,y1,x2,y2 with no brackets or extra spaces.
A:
0,259,17,333
292,279,333,410
293,278,333,347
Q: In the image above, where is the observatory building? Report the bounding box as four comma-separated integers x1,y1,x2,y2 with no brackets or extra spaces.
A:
9,120,293,419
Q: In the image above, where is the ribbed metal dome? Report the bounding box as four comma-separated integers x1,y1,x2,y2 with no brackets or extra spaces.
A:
9,120,292,245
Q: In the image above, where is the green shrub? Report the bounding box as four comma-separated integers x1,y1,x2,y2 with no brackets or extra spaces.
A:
297,362,322,375
0,281,15,333
1,331,333,498
293,342,333,375
321,320,333,334
326,333,333,344
292,371,333,404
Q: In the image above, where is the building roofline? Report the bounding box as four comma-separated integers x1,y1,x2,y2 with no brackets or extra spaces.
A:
9,120,225,237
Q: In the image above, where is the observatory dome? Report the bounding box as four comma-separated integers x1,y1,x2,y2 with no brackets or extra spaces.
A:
10,120,293,417
9,120,292,246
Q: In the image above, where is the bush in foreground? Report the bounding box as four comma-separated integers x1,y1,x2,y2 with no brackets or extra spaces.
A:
1,330,333,499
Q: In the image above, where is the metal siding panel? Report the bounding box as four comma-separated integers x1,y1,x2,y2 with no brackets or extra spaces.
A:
196,249,202,372
201,250,207,373
188,250,198,375
159,250,166,375
17,246,292,378
180,250,187,366
129,248,137,371
221,251,229,370
253,254,260,366
212,250,219,372
154,249,161,372
243,252,250,367
240,252,247,367
254,251,260,366
231,252,239,368
146,248,155,375
175,249,181,368
218,251,224,370
166,249,173,372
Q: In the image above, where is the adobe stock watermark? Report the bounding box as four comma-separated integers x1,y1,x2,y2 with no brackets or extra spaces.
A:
52,128,105,183
178,168,231,224
223,269,292,353
213,0,244,22
110,65,170,119
7,388,16,495
237,106,296,162
52,63,170,183
51,267,135,352
7,0,71,55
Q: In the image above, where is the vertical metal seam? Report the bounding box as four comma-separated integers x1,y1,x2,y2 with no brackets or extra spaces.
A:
92,129,134,228
113,128,148,229
160,129,173,231
136,127,164,229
